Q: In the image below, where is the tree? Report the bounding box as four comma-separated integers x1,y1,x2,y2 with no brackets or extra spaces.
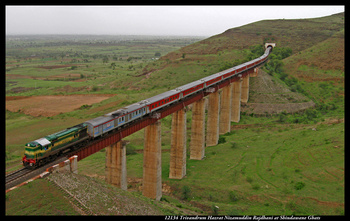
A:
154,52,161,57
102,56,109,63
278,111,288,123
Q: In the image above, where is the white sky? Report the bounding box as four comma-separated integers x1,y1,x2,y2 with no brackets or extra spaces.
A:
6,5,345,36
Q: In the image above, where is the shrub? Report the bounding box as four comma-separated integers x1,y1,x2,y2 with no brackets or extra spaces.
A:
231,142,239,149
278,111,288,123
227,208,240,215
181,186,191,200
246,176,253,183
229,191,239,202
126,144,137,155
218,135,226,144
252,183,260,190
294,182,305,190
211,205,219,215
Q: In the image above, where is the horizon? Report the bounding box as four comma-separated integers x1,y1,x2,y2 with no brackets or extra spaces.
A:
6,6,344,36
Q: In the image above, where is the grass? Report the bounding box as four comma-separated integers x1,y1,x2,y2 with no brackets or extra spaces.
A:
6,178,81,215
75,113,344,215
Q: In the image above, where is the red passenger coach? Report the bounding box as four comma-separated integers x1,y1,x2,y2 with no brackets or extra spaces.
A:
182,83,205,97
206,76,222,86
223,71,236,79
148,93,181,112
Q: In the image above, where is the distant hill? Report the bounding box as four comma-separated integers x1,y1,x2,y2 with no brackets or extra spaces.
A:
139,12,344,114
160,12,344,60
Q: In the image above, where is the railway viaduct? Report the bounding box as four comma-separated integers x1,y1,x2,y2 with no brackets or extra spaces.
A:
68,43,275,201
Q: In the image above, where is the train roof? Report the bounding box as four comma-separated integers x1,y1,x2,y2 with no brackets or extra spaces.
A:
45,126,82,141
25,137,51,147
146,89,179,104
85,115,114,126
175,79,203,91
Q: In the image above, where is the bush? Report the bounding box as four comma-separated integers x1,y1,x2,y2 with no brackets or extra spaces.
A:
278,111,288,123
226,208,240,215
218,135,226,144
305,109,318,121
246,176,253,183
126,144,137,155
230,142,239,149
252,183,260,190
294,181,305,190
211,205,219,215
181,186,191,200
229,191,240,202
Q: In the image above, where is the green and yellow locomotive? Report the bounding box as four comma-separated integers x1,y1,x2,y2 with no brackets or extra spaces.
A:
22,123,88,168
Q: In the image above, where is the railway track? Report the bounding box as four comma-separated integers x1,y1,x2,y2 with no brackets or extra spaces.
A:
5,156,68,190
6,168,32,185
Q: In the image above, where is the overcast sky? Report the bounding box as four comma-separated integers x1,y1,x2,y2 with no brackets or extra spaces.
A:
6,5,344,36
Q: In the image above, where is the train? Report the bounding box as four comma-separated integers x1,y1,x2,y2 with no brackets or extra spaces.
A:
22,45,273,168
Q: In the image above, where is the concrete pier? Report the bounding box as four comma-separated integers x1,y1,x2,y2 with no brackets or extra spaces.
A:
105,140,127,190
219,83,233,135
169,108,187,179
231,79,242,123
241,74,250,104
143,120,162,201
206,90,220,147
190,98,206,160
69,155,78,174
250,67,259,77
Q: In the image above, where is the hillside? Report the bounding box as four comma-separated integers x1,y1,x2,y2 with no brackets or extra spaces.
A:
6,172,201,215
241,69,315,116
283,29,344,83
139,12,344,115
159,12,344,60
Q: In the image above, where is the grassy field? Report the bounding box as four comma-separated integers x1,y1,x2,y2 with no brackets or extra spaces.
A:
76,113,344,215
5,35,205,166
